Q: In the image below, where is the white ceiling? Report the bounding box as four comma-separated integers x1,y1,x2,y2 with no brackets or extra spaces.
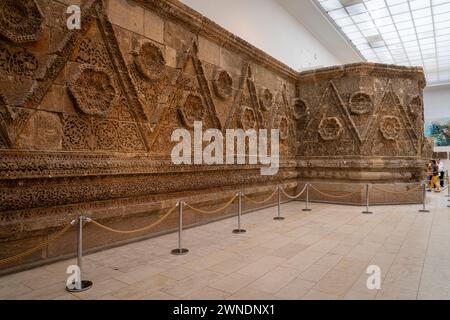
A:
313,0,450,86
278,0,364,64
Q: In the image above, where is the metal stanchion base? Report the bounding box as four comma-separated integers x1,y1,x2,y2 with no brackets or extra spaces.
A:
171,248,189,255
232,229,246,233
362,211,373,214
66,280,93,292
302,208,312,212
273,216,285,220
419,209,430,213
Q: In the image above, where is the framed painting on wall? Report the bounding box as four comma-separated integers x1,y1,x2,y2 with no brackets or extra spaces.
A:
425,117,450,147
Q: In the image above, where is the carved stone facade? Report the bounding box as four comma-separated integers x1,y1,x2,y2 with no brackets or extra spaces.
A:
297,63,427,197
0,0,427,272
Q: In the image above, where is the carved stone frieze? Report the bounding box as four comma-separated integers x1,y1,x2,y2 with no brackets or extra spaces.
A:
0,0,43,43
349,92,373,115
0,43,38,76
380,115,401,141
132,42,165,81
68,66,117,116
178,93,205,129
318,117,343,141
0,0,428,272
259,87,273,111
213,69,233,99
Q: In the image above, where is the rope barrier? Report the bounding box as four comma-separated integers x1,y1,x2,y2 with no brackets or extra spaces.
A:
280,185,308,199
372,184,422,195
0,223,73,266
87,204,178,234
184,194,238,214
242,188,278,204
309,184,364,199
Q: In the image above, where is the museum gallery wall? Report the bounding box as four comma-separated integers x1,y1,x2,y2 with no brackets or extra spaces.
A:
0,0,429,272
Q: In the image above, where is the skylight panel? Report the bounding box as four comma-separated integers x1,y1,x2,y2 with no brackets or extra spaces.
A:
315,0,450,84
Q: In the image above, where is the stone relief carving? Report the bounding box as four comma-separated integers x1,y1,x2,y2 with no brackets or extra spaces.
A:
349,92,373,115
132,42,165,81
62,115,146,152
213,69,233,99
408,95,422,115
75,38,112,70
278,116,289,140
0,0,43,43
259,87,273,111
68,66,117,116
293,98,309,120
380,115,401,141
0,0,427,271
239,106,257,130
0,43,38,76
178,93,205,129
318,117,343,141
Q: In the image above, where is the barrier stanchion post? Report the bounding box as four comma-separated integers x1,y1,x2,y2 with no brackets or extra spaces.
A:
233,192,246,233
171,201,189,255
302,183,312,212
419,181,430,213
66,216,93,292
362,184,373,214
274,186,285,220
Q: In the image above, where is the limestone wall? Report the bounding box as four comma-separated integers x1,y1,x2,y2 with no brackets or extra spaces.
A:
0,0,427,272
0,0,300,272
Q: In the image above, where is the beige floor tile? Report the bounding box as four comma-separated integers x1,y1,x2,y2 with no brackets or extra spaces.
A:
247,266,302,294
115,274,176,299
237,256,286,278
313,270,359,296
209,272,259,294
226,287,276,300
301,289,340,300
299,264,333,282
4,193,450,300
72,279,129,300
274,277,315,299
183,286,230,300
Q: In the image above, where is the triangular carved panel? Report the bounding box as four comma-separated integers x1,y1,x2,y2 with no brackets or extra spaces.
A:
361,83,418,157
298,81,360,156
149,41,221,155
0,0,151,152
224,63,262,131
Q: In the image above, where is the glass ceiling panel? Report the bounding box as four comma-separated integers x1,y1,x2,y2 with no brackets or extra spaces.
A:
316,0,450,85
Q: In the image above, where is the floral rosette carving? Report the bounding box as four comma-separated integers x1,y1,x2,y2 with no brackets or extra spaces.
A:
178,93,205,129
213,69,233,99
380,116,401,140
68,66,117,117
0,0,44,43
239,106,257,130
133,42,165,81
349,92,372,115
259,88,273,111
293,98,309,120
318,117,343,141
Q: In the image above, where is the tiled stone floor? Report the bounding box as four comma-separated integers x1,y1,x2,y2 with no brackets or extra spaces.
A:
1,190,450,300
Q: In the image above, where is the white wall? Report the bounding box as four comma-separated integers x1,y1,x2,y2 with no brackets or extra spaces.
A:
424,84,450,120
180,0,342,71
424,84,450,166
